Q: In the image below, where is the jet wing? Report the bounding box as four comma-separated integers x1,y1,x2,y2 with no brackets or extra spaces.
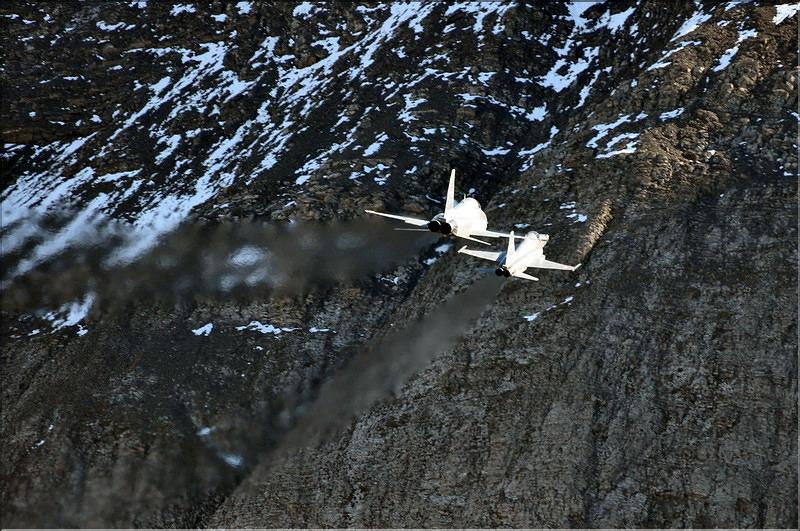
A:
457,246,502,262
364,209,429,227
455,234,491,246
473,229,526,240
536,259,581,271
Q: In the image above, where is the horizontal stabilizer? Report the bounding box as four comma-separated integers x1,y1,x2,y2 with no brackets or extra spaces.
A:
474,229,526,240
365,209,429,227
455,233,491,245
458,246,502,262
513,271,539,281
538,259,580,271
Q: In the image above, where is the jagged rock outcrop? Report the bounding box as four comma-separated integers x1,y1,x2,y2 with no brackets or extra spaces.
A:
1,1,797,527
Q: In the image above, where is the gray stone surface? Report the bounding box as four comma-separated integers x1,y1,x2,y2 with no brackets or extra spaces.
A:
1,1,797,527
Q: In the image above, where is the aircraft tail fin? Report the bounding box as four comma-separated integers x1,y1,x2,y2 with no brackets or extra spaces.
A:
444,169,456,216
506,231,516,262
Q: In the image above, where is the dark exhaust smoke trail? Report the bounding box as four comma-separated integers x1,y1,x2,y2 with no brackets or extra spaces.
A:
1,216,438,313
272,274,503,456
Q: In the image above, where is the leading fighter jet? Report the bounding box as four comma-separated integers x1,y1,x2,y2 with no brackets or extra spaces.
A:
365,169,523,245
459,230,580,280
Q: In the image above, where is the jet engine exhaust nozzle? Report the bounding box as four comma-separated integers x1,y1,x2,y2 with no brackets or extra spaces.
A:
429,219,452,235
495,267,511,278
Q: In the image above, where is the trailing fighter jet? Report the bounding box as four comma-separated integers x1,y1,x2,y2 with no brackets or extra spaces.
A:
365,169,523,245
459,230,580,281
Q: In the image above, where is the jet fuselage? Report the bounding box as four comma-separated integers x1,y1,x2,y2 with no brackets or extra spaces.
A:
427,198,488,238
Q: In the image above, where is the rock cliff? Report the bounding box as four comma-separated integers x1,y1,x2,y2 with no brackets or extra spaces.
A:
1,1,797,527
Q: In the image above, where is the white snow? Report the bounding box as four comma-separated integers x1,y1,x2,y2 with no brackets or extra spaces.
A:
773,3,799,24
459,92,547,122
211,13,227,22
646,40,701,71
597,138,639,158
170,4,196,16
312,36,340,56
235,321,298,335
670,8,711,41
309,327,334,333
221,73,256,102
712,28,758,72
535,1,605,92
424,242,452,265
519,126,559,171
292,2,316,18
565,1,603,31
229,246,265,267
398,93,425,122
725,0,752,10
525,105,547,121
559,200,589,223
435,243,453,254
482,146,511,156
42,293,95,333
96,21,127,31
538,46,599,92
355,3,437,75
444,2,514,41
606,132,639,148
192,322,214,336
577,70,600,107
712,47,737,71
602,6,636,33
586,114,635,148
220,452,243,467
235,1,252,15
519,141,551,157
2,171,121,278
522,312,540,322
154,134,181,164
660,107,684,120
363,132,388,156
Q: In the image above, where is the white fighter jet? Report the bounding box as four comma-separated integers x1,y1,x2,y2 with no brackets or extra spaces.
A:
365,169,523,245
459,231,580,281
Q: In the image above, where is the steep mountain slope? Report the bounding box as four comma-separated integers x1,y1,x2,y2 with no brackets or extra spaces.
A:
1,1,797,527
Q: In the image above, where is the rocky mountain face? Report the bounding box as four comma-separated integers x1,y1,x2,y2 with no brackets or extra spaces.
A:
1,0,797,527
